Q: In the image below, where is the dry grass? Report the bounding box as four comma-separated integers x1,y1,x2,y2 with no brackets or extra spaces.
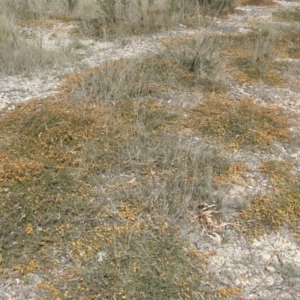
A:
161,27,290,87
62,44,224,104
0,0,235,41
218,27,290,86
0,10,75,75
0,0,234,75
1,29,297,296
0,0,86,21
2,2,300,298
0,93,230,298
74,0,235,39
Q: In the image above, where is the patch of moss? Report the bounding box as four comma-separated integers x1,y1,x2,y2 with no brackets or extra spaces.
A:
236,0,276,6
238,161,300,241
274,28,300,60
187,97,291,149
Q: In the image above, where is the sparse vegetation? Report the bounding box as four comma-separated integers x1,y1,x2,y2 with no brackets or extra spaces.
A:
80,0,235,38
238,161,300,242
217,28,290,86
197,0,236,12
64,42,223,104
274,25,300,59
0,96,228,298
0,7,75,75
1,0,300,299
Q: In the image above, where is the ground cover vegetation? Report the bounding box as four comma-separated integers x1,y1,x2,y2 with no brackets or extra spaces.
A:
0,1,79,75
0,95,234,298
236,0,276,6
1,0,300,299
238,161,300,241
80,0,236,39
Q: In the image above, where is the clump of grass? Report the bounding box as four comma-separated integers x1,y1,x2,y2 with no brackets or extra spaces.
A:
252,24,278,60
86,0,183,38
65,40,223,104
78,0,234,39
238,161,300,242
220,29,288,86
191,27,297,87
1,0,51,21
0,14,75,75
0,94,228,298
166,35,220,78
187,97,291,149
225,26,278,58
0,0,82,21
3,0,41,21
